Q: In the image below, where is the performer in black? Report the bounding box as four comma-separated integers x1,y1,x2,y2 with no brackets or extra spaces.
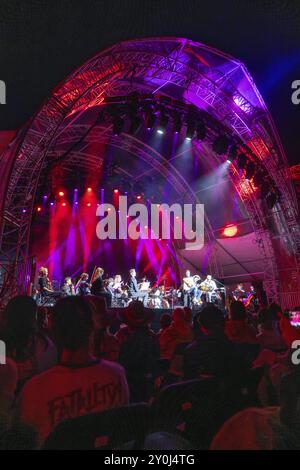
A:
91,267,112,307
127,268,148,306
38,267,62,299
76,273,91,296
248,285,259,312
232,283,247,301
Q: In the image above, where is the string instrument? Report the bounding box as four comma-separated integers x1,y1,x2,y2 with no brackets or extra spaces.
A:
243,293,254,308
182,276,196,291
91,266,97,284
200,282,215,293
46,277,54,291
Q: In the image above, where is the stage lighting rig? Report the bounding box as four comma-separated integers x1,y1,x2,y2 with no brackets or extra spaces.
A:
212,135,230,155
245,160,256,180
144,107,156,130
157,109,168,134
266,191,279,210
112,114,124,136
237,152,248,170
196,120,206,141
173,111,183,134
227,144,238,163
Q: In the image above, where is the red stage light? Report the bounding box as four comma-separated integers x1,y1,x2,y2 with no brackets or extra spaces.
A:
37,206,42,212
87,187,92,192
223,224,238,237
136,194,142,200
62,202,67,207
87,202,92,207
58,191,65,197
114,189,119,193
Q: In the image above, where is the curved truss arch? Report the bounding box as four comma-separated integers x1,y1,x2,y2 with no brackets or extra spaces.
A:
0,37,299,306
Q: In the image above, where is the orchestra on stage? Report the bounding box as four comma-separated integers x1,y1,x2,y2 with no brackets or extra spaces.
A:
35,265,259,311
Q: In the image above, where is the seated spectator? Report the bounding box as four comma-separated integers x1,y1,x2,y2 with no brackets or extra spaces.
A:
210,366,300,450
87,296,120,362
184,305,249,380
0,357,18,430
256,306,286,351
156,313,172,338
159,308,194,360
14,296,129,446
225,301,257,344
0,296,57,386
117,301,159,402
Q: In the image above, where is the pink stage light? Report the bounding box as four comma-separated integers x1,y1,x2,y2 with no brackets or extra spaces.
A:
87,202,92,207
223,224,238,237
62,202,67,207
114,189,119,193
58,191,65,197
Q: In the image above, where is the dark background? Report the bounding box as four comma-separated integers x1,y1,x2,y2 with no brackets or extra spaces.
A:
0,0,299,164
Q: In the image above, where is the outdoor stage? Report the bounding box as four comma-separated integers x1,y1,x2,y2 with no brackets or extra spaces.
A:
0,37,299,310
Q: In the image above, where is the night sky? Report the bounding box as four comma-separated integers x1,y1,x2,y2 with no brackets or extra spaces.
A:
0,0,299,164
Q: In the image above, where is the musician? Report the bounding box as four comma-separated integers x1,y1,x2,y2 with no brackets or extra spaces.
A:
201,274,217,303
38,267,62,299
76,273,91,296
232,283,247,301
182,270,201,307
112,274,124,294
248,285,259,312
91,267,112,307
127,269,148,306
62,277,75,296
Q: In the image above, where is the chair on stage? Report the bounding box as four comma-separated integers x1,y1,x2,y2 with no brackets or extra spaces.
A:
42,403,150,450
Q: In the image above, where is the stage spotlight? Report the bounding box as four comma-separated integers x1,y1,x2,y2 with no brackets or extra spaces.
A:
129,115,142,134
253,170,265,188
237,152,248,170
227,144,238,163
196,121,206,141
50,202,54,207
157,110,168,134
185,124,195,140
112,115,124,136
173,112,183,134
37,206,42,212
136,194,143,200
260,181,271,199
212,135,230,155
145,109,156,130
58,191,65,197
114,188,119,194
223,224,238,237
22,209,27,213
87,202,92,207
266,191,279,209
62,202,67,207
87,187,92,192
245,160,256,180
